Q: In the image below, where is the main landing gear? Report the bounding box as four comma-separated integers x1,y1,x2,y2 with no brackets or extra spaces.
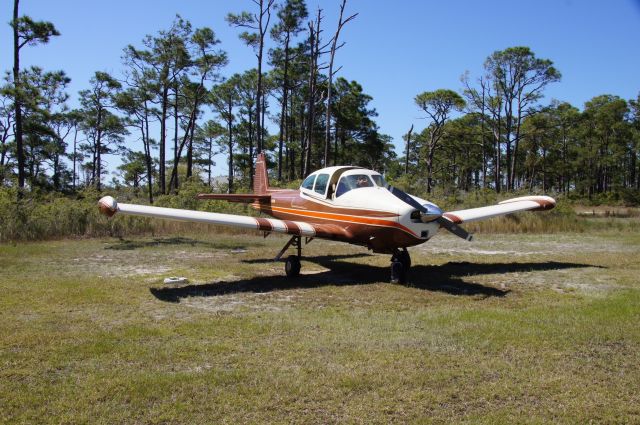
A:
275,235,310,278
390,248,411,284
275,236,411,284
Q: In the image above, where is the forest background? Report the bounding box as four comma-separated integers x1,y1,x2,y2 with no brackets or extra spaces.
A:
1,0,639,241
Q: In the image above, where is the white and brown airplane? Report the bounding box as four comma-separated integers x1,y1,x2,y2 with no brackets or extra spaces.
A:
98,153,555,283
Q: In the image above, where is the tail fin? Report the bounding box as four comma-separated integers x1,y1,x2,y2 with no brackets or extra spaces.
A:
253,152,269,195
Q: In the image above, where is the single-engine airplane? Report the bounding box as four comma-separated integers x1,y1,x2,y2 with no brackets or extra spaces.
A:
98,153,555,283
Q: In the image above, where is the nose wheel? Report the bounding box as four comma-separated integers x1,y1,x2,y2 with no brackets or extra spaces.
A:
390,248,411,284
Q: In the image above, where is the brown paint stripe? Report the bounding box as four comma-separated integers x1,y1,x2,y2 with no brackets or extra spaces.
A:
269,205,418,237
533,199,555,211
98,200,117,217
283,220,301,235
442,213,463,224
270,202,399,218
255,217,273,232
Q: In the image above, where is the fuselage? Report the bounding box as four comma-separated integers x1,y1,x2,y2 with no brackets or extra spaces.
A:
252,166,440,253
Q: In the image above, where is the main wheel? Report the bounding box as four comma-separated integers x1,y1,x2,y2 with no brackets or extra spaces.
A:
390,260,406,284
397,249,411,269
285,255,301,278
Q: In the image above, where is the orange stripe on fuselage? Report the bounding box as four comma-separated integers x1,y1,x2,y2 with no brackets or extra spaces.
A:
266,205,418,237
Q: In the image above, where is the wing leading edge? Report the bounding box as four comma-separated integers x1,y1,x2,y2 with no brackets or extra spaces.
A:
442,195,556,224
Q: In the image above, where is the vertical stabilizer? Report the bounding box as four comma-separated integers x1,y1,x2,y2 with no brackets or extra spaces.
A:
253,153,269,194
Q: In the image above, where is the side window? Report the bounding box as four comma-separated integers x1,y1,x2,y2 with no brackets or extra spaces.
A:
314,173,329,195
301,174,316,190
371,174,387,187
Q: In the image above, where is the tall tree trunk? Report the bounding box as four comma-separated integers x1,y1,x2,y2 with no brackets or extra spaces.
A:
299,101,305,178
159,82,169,194
426,150,434,195
303,15,320,177
186,116,195,178
261,93,267,151
53,149,60,190
207,136,212,187
277,33,290,181
404,124,413,175
542,146,547,192
13,0,25,191
510,104,523,190
143,101,154,204
227,100,234,194
324,0,356,167
168,102,199,190
72,126,78,190
95,107,103,191
172,86,179,190
333,127,338,166
248,108,254,190
255,0,269,153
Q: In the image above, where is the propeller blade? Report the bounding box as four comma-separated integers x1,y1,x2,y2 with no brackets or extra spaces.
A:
386,185,426,213
387,185,441,223
387,184,472,241
437,216,473,241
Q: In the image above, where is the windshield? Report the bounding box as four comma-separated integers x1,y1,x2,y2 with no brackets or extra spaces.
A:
336,174,374,197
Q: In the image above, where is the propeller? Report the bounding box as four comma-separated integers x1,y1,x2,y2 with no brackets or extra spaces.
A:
387,185,473,241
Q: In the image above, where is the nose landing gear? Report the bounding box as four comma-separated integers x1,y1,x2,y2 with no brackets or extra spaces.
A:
390,248,411,284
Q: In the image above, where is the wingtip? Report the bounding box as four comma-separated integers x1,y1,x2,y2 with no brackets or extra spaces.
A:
499,195,556,211
98,196,118,217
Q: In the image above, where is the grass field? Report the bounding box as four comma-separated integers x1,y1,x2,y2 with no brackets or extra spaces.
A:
1,227,640,423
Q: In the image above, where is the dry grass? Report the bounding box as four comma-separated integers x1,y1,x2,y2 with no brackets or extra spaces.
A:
1,228,640,423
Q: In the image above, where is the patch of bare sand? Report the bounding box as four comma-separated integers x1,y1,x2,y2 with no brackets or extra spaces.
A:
179,292,299,313
418,234,635,256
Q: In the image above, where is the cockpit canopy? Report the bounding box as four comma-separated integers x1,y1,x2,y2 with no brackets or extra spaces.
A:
300,166,387,200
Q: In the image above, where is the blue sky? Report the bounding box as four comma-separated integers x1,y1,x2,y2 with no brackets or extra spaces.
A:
2,0,639,177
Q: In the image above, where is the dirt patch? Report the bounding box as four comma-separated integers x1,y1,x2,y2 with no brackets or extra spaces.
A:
419,234,636,256
180,292,299,313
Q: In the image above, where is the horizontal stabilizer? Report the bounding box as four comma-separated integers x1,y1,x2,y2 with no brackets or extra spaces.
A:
196,193,271,203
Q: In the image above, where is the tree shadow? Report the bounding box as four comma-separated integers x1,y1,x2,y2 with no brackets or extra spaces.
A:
105,237,247,251
150,255,600,303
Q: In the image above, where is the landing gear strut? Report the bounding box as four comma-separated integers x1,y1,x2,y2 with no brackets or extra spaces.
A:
276,235,311,278
390,248,411,284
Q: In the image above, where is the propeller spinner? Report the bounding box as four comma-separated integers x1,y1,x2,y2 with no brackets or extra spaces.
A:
387,185,473,241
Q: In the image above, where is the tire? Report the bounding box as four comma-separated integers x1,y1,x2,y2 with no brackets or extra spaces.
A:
390,260,405,284
397,249,411,269
285,255,301,278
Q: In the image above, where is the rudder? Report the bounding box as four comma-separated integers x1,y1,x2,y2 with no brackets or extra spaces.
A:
253,152,269,195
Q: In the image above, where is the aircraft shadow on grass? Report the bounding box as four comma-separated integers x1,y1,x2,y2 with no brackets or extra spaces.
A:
150,253,601,303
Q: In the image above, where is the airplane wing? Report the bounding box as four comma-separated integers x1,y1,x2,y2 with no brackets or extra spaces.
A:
442,195,556,224
98,196,350,240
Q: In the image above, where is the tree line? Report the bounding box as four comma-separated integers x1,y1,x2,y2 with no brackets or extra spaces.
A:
2,0,639,205
402,47,640,202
